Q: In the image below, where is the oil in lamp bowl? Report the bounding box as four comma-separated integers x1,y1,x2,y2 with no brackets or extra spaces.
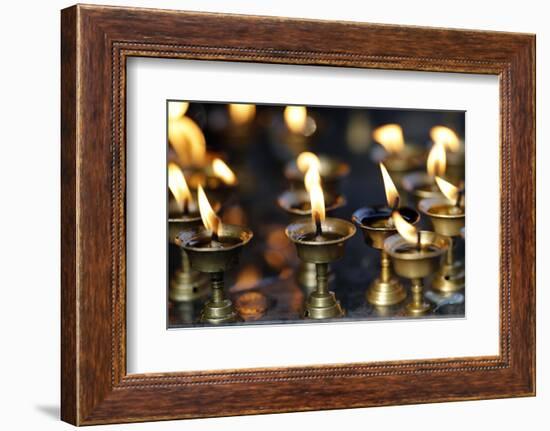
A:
285,217,356,264
418,197,465,237
176,225,253,273
284,156,350,192
401,171,443,203
352,206,419,249
384,232,450,279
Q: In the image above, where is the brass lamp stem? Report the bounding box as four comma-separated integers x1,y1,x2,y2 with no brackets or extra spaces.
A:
210,272,225,304
316,263,329,295
380,250,391,283
410,279,423,307
405,277,432,316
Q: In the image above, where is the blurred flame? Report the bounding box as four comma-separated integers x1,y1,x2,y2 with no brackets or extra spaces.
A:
228,104,256,125
431,126,460,152
427,141,447,177
168,116,206,167
373,124,405,154
197,185,221,236
212,158,237,185
309,180,326,227
435,176,461,204
168,162,193,213
296,151,321,173
168,101,189,120
380,163,399,208
284,106,307,134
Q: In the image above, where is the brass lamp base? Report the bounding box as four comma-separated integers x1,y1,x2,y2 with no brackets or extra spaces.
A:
431,260,465,294
367,276,407,307
199,272,241,324
304,292,344,319
200,298,240,324
406,279,432,316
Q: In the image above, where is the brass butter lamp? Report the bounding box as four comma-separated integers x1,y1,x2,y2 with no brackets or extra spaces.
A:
384,211,449,316
277,188,346,291
430,126,465,184
352,163,420,306
284,151,350,196
285,164,355,319
419,176,465,294
402,141,447,204
370,124,425,186
176,185,253,324
167,163,221,302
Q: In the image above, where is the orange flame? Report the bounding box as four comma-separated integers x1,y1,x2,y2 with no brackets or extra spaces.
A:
228,104,256,125
309,180,326,227
435,176,462,205
212,158,238,185
373,124,405,154
430,126,460,152
197,185,221,236
168,116,206,167
380,163,399,208
168,101,189,120
304,166,322,192
168,162,194,213
427,141,447,177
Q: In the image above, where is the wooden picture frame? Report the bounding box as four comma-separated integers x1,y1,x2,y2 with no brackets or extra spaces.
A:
61,4,535,425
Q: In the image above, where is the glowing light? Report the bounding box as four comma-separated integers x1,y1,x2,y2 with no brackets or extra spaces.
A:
427,141,447,177
380,162,399,208
212,158,237,185
373,124,405,154
197,185,221,237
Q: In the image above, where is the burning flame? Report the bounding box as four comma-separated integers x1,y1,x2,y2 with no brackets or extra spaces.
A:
309,180,326,227
212,158,238,185
168,116,206,167
228,103,256,125
168,162,193,213
430,126,460,153
299,152,322,192
373,124,405,154
296,151,321,174
380,163,399,208
197,185,221,237
284,106,307,134
435,176,462,205
168,101,189,120
427,141,447,177
391,210,430,249
304,166,321,192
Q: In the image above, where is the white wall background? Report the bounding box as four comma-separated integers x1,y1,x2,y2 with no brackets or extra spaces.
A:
0,0,546,429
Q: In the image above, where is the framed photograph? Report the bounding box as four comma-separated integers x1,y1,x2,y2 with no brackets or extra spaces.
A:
61,4,535,425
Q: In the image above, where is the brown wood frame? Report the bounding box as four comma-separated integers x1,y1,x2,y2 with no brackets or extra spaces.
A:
61,4,536,426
